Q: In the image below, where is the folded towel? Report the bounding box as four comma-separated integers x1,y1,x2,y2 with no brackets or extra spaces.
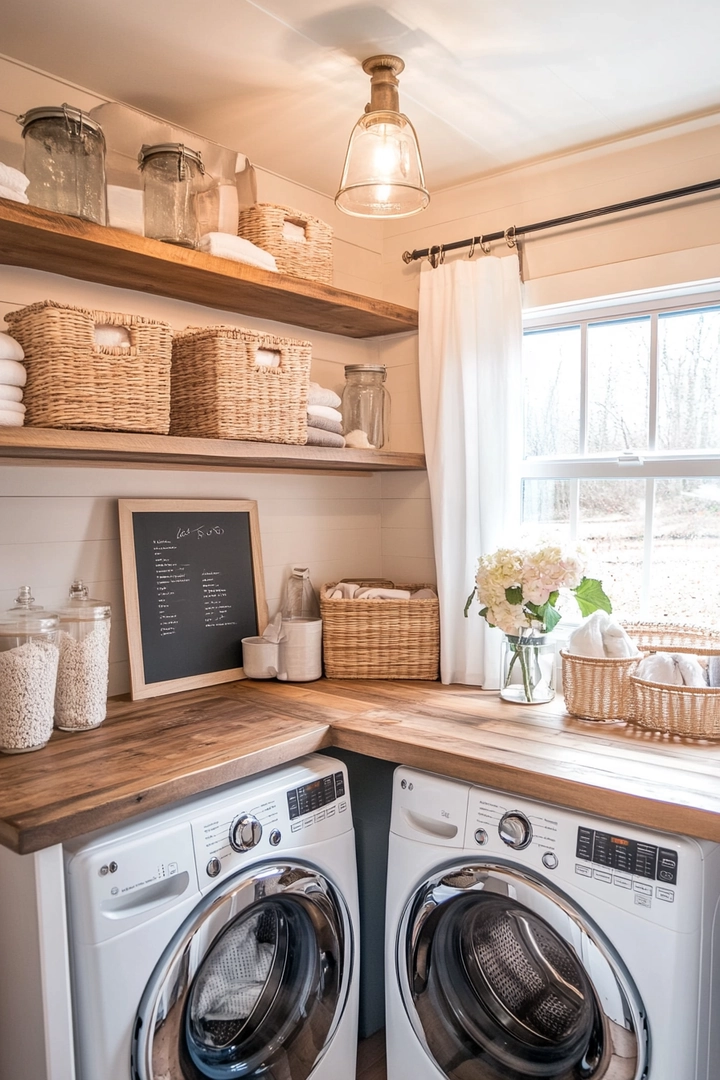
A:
344,428,376,449
355,587,412,600
0,334,24,363
305,427,345,448
198,232,278,272
410,588,437,599
0,409,24,426
0,163,30,194
0,185,29,204
567,611,639,658
308,382,342,408
602,621,639,657
307,414,343,435
0,384,23,403
328,582,360,600
0,357,26,386
0,399,25,414
307,403,343,423
635,652,706,686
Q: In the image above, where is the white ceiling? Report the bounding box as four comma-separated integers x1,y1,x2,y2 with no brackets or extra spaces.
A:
3,0,720,198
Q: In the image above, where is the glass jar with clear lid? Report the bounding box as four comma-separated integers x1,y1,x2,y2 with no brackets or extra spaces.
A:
17,104,107,225
55,580,111,732
341,364,391,449
139,142,205,247
0,586,60,754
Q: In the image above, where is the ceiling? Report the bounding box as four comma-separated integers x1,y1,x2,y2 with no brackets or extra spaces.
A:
3,0,720,198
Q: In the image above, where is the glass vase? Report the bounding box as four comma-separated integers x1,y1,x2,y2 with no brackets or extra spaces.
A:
500,634,556,704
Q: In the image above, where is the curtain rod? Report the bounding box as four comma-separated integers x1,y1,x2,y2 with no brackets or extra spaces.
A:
401,176,720,264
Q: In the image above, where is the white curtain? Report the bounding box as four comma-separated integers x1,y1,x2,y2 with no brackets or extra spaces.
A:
419,254,523,686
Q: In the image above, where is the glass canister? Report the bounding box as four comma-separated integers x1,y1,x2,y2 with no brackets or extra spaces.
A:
17,104,107,225
138,142,205,247
0,586,60,754
55,580,111,732
341,364,391,449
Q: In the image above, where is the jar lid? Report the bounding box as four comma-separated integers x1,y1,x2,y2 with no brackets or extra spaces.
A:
57,580,111,621
344,364,387,376
0,586,59,634
17,104,104,139
138,143,205,173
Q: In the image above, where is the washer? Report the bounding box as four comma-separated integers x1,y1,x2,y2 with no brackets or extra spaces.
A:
385,766,720,1080
64,754,359,1080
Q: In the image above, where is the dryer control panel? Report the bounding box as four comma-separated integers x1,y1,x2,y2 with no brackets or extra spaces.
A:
576,826,678,884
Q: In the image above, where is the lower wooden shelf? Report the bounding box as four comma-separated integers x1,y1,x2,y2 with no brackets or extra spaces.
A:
0,426,426,473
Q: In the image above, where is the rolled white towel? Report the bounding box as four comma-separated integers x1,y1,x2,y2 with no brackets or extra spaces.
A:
0,357,26,386
0,399,25,414
567,611,608,658
307,403,343,423
636,653,684,685
602,620,640,657
0,185,29,204
355,587,412,600
308,382,342,408
0,409,24,426
328,582,360,600
672,653,707,687
0,384,23,403
0,163,30,194
0,334,24,363
199,232,278,272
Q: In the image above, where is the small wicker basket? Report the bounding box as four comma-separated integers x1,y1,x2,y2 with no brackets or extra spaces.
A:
5,301,172,433
560,651,639,722
237,204,333,285
170,325,312,444
320,580,439,680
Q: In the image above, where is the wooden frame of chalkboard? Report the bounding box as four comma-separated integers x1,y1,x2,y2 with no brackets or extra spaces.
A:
119,499,268,700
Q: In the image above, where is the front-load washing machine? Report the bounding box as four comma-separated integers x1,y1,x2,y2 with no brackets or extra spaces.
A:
64,754,359,1080
385,766,720,1080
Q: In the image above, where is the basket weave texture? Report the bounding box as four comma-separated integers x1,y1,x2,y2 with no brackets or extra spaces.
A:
562,622,720,737
5,301,172,433
170,326,312,444
320,580,439,680
237,204,333,285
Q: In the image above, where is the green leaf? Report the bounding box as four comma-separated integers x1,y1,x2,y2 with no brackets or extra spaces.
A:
464,589,476,618
535,601,562,633
505,585,523,605
573,577,613,617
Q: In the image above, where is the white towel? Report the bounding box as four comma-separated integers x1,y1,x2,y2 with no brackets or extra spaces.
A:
199,232,278,272
308,382,342,408
0,163,30,194
282,220,306,243
328,582,360,600
307,404,343,423
410,588,437,599
602,621,639,657
0,357,26,386
635,652,706,686
94,324,132,348
0,384,23,403
0,334,24,362
0,185,29,204
0,399,25,414
0,409,23,426
355,587,412,600
567,611,639,658
344,429,375,449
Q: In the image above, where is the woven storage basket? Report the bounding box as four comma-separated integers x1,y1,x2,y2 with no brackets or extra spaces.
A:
560,650,640,722
237,204,333,285
4,301,172,433
320,580,439,680
170,325,312,443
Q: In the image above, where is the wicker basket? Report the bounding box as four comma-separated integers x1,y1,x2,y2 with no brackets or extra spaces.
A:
320,580,439,680
237,204,333,285
170,325,312,443
4,301,172,433
560,651,640,722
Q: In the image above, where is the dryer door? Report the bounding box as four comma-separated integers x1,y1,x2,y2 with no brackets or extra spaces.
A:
132,861,352,1080
398,860,648,1080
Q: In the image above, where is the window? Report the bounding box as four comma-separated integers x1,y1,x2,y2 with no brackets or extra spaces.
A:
521,285,720,626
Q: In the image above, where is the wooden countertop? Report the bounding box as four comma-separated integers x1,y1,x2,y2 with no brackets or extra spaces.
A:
1,679,719,854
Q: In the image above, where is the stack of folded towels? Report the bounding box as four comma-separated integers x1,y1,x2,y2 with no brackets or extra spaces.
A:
0,162,30,205
306,383,345,448
0,332,27,426
198,232,278,272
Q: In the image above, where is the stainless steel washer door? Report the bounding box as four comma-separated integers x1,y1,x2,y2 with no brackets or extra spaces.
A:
398,860,648,1080
132,861,353,1080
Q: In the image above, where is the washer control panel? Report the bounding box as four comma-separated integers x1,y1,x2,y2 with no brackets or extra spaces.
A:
287,771,345,819
576,826,678,884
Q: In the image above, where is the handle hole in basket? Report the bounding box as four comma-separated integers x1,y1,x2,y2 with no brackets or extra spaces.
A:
255,347,281,369
94,324,132,349
282,217,307,243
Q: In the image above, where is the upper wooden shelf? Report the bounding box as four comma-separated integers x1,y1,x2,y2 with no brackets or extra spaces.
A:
0,426,426,473
0,199,418,339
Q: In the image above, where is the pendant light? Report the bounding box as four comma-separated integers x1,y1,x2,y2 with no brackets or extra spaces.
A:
335,55,429,219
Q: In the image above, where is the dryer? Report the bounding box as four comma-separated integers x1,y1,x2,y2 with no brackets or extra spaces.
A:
64,754,359,1080
385,766,720,1080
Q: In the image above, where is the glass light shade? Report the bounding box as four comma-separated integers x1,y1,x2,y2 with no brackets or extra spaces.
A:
335,110,429,218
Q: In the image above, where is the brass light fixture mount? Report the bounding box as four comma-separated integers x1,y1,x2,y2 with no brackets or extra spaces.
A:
363,54,404,114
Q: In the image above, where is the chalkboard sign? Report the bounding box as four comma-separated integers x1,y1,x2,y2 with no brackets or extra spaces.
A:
119,499,268,700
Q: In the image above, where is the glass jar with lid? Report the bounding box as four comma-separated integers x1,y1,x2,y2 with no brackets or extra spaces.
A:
138,142,205,247
0,586,59,754
55,580,111,732
340,364,391,449
17,104,107,225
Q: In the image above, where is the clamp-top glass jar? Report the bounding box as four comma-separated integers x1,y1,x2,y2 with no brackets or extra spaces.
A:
18,104,107,224
341,365,390,449
55,580,111,732
139,143,205,247
0,586,60,754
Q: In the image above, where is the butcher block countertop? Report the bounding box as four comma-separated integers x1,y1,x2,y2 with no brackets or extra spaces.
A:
1,679,719,854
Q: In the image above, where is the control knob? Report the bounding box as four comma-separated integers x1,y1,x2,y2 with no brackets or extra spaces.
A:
230,813,262,852
498,811,532,850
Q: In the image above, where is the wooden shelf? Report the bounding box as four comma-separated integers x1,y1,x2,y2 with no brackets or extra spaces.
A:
0,199,418,339
0,427,426,472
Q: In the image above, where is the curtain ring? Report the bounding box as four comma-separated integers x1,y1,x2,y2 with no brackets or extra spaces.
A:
468,236,476,259
504,226,517,249
428,245,443,269
480,234,491,255
438,243,445,265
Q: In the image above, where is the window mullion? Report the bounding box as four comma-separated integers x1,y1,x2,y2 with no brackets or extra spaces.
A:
579,321,588,454
641,477,655,618
648,312,658,451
